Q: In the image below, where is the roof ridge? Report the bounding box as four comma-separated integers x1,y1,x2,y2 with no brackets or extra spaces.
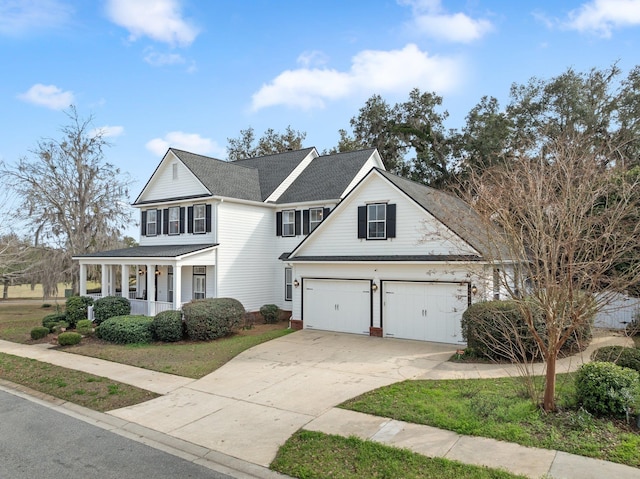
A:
170,148,259,171
231,146,316,163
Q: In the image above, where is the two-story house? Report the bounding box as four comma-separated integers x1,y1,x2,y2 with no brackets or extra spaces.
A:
75,146,509,344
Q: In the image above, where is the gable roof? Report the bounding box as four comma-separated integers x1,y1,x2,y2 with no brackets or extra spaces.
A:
74,244,217,259
276,148,377,204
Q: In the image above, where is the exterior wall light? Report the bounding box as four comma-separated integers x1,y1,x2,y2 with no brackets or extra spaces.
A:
293,279,300,287
155,270,161,276
138,269,145,276
371,282,378,292
471,285,478,296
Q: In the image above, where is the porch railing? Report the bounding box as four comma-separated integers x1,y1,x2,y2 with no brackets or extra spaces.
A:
129,299,175,316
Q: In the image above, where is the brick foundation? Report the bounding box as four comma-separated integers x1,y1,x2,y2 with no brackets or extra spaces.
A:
290,319,303,330
369,327,383,337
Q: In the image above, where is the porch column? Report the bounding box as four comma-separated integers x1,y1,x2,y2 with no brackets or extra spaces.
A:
101,264,108,298
79,264,87,296
174,265,182,310
121,264,129,300
146,263,155,316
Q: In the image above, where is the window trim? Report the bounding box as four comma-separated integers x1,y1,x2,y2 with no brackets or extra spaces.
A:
193,204,206,234
193,266,206,300
284,267,292,301
367,203,387,240
146,209,158,237
282,210,295,237
168,206,180,235
309,207,323,233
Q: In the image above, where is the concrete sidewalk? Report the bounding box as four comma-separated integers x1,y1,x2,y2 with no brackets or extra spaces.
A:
0,331,637,479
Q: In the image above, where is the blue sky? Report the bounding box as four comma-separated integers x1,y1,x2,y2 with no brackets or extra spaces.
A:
1,0,639,237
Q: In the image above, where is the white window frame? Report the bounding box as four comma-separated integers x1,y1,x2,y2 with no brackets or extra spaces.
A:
193,266,206,300
367,203,386,239
146,210,157,236
194,204,206,234
168,206,180,235
284,267,292,301
282,210,295,237
309,207,323,233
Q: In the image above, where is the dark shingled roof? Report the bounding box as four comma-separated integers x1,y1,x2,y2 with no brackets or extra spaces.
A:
232,147,316,201
170,149,262,202
74,244,217,259
280,254,482,262
276,149,376,203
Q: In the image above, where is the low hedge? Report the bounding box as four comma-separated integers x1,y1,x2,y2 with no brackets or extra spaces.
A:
58,332,82,346
183,298,244,341
151,310,184,342
76,319,94,336
260,304,280,324
93,296,131,325
30,326,49,340
575,361,640,417
96,315,153,344
42,313,68,332
591,346,640,373
65,296,93,328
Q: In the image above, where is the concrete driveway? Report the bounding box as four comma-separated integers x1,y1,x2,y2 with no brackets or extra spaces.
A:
109,330,457,466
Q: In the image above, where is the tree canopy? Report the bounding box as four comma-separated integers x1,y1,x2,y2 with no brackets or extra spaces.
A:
226,126,307,161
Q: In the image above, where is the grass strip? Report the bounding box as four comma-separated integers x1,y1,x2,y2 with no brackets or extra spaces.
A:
271,430,526,479
0,352,158,411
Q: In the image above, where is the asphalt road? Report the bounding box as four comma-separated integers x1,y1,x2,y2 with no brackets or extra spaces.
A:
0,389,235,479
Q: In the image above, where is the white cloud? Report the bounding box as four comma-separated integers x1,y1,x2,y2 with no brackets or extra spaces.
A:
399,0,493,43
251,44,462,111
105,0,199,47
297,50,329,68
144,49,186,66
91,125,124,138
145,131,224,158
18,83,74,110
564,0,640,37
0,0,72,36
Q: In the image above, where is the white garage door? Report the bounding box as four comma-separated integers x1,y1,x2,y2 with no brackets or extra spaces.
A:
383,281,467,344
303,279,371,335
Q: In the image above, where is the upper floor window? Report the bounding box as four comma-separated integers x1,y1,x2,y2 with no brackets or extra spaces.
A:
282,210,295,237
309,208,324,233
168,206,180,235
367,203,386,239
193,204,206,234
146,210,158,236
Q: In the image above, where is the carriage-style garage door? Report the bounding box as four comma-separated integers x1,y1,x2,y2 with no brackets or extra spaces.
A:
383,281,467,344
303,279,371,335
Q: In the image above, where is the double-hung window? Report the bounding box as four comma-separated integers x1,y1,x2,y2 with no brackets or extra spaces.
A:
193,204,206,234
168,206,180,235
309,208,323,233
146,210,157,236
193,266,206,299
284,267,292,301
367,203,386,239
282,210,295,237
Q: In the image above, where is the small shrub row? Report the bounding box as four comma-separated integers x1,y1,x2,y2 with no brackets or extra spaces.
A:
30,326,49,340
42,313,68,332
575,361,640,417
76,319,94,336
151,310,183,342
58,331,82,346
93,295,131,325
183,298,244,340
96,315,153,344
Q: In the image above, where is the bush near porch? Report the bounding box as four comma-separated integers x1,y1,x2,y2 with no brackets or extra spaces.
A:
93,296,131,325
183,298,244,340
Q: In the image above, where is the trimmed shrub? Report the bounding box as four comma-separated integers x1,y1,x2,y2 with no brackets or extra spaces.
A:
93,296,131,325
76,319,94,336
51,321,69,334
461,299,593,361
30,326,49,340
96,315,153,344
151,310,184,342
575,361,640,417
183,298,244,341
65,296,93,328
58,331,82,346
43,313,67,332
592,346,640,373
260,304,280,324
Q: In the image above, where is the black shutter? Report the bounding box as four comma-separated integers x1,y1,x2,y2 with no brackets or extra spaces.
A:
187,207,193,233
386,203,396,238
323,207,330,219
302,210,309,235
295,210,301,236
141,211,147,236
179,207,185,234
276,212,282,236
163,209,169,235
205,204,212,232
357,206,366,238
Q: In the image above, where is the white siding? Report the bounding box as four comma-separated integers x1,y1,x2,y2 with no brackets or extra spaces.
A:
139,201,217,246
295,174,477,258
137,152,209,203
216,201,279,311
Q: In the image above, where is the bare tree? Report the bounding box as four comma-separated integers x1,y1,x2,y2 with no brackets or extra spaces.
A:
0,107,134,294
226,126,307,161
461,132,640,412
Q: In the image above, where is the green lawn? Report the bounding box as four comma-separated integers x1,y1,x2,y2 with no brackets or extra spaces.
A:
0,302,58,342
271,430,526,479
340,375,640,468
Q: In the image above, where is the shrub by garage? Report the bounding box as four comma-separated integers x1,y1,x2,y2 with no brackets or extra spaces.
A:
575,361,640,418
260,304,280,324
93,296,131,325
65,296,93,328
183,298,244,341
96,315,153,344
151,310,184,342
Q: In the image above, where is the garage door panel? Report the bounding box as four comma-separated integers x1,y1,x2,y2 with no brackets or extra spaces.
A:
383,281,466,344
303,279,371,335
